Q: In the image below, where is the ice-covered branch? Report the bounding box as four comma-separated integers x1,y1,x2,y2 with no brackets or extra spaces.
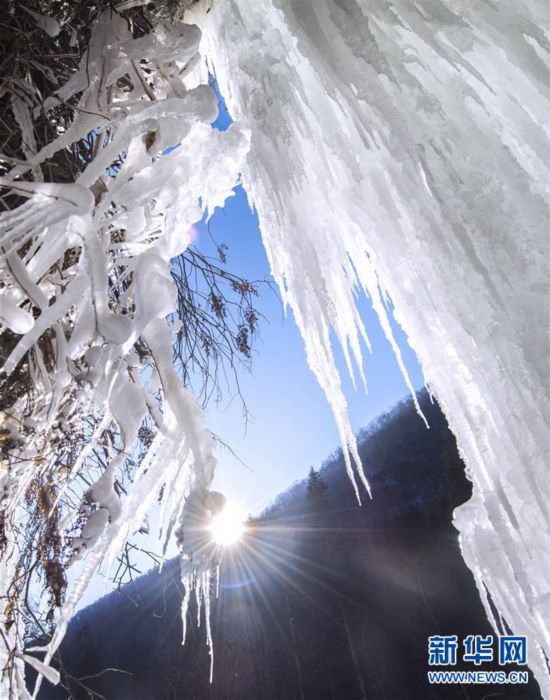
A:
0,7,247,696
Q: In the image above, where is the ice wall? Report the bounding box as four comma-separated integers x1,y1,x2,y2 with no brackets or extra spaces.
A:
190,0,550,689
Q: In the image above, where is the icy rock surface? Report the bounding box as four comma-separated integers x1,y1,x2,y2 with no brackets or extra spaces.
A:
0,13,245,697
190,0,550,689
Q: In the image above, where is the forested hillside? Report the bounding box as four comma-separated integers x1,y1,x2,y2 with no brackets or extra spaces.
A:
34,392,542,699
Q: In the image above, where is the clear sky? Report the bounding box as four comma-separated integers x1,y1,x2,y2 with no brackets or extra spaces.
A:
195,184,425,517
187,83,426,517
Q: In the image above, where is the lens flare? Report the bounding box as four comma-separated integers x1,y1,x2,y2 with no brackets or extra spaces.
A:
208,504,246,546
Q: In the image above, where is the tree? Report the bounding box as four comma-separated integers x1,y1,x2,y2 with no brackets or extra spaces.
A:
0,4,264,694
306,467,327,504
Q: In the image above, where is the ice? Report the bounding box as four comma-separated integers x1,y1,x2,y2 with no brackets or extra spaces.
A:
109,372,147,450
1,0,548,695
21,656,59,688
0,295,34,334
0,12,245,696
190,0,550,689
21,6,61,38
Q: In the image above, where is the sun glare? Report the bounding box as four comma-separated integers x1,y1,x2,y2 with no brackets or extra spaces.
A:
208,503,246,546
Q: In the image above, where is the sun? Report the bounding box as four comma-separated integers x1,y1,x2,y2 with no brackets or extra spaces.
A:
208,503,246,546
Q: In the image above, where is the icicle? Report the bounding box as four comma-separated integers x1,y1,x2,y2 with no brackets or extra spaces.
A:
0,11,247,695
181,572,192,645
179,562,216,683
191,0,550,690
21,7,61,37
203,568,215,684
22,655,60,687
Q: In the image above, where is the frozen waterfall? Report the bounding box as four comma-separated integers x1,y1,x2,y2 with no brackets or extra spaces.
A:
189,0,550,689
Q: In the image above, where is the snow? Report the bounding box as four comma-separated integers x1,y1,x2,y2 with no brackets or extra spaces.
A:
190,0,550,690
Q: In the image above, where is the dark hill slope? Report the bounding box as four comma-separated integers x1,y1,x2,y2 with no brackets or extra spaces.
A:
35,391,542,699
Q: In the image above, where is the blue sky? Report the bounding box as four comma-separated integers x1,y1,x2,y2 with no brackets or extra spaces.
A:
190,82,426,516
194,184,425,516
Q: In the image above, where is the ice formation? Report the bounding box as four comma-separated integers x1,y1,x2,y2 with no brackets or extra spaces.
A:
176,488,225,682
1,0,548,696
188,0,550,691
0,12,244,697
